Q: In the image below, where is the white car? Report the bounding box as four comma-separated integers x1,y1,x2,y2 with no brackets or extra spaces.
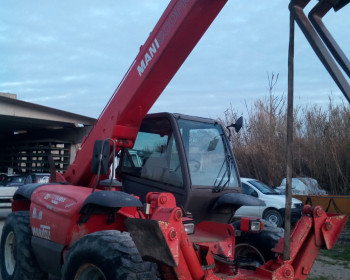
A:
0,174,49,209
235,178,303,227
0,185,15,208
0,175,26,208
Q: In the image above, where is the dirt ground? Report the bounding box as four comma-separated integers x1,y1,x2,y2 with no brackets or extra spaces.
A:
308,220,350,280
309,256,350,280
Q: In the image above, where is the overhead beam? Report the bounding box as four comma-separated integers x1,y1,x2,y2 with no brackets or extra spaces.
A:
0,94,95,126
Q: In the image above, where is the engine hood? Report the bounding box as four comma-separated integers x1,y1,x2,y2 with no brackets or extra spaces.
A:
263,194,302,205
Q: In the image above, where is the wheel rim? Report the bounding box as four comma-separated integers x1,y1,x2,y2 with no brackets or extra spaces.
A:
267,214,279,225
235,243,266,265
4,231,16,275
75,263,107,280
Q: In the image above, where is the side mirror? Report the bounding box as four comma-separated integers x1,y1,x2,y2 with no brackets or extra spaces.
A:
208,137,219,151
91,140,111,175
251,191,258,198
226,116,243,133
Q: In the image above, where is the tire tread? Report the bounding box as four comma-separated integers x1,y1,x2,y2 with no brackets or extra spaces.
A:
62,230,158,280
0,211,47,280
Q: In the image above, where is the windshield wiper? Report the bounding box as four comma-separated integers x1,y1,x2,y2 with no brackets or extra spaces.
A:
213,159,227,191
212,134,232,193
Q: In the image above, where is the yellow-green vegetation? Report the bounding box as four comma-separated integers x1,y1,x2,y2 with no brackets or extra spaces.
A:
320,243,350,263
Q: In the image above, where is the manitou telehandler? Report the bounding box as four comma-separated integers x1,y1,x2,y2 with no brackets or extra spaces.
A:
1,0,349,279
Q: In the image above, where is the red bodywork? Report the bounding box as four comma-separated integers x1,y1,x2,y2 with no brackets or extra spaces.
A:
127,193,347,280
15,0,347,279
29,184,144,248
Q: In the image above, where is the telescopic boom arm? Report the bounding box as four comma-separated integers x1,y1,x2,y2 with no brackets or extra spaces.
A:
63,0,349,187
63,0,228,187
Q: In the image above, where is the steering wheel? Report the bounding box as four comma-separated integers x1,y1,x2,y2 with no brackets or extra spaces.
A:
188,159,201,172
175,159,201,173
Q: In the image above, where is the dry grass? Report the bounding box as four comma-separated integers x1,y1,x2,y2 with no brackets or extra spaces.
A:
220,94,350,195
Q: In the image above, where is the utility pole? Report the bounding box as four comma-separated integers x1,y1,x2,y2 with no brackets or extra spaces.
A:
284,9,295,261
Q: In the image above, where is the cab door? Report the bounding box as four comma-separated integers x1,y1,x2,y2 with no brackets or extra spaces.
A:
120,114,188,207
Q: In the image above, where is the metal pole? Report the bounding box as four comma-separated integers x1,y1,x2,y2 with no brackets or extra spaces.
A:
284,8,295,261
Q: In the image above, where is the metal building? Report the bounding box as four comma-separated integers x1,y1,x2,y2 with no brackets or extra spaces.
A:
0,93,95,174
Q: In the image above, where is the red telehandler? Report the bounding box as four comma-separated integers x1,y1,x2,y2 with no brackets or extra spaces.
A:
1,0,349,279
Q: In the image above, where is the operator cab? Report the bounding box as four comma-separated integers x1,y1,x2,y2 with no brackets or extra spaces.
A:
119,113,262,224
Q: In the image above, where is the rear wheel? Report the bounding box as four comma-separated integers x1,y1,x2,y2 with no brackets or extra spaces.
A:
0,211,47,280
62,230,158,280
263,209,283,227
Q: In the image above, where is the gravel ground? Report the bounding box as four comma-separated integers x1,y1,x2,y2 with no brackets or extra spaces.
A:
309,256,350,280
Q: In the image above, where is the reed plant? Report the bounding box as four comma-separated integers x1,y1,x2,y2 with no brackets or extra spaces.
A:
220,94,350,195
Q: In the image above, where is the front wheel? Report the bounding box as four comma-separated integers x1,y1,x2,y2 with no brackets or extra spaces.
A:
0,211,47,280
263,209,284,227
62,230,158,280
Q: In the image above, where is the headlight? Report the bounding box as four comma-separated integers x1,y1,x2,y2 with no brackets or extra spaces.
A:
250,220,263,232
184,223,195,235
240,217,264,233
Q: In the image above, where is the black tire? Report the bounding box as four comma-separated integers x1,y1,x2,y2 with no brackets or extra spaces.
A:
263,209,284,227
233,219,284,263
0,211,47,280
62,230,158,280
234,243,266,268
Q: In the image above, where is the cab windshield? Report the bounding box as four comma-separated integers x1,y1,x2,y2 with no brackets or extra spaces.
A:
177,118,239,189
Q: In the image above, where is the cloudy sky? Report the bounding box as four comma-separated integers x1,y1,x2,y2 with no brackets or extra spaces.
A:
0,1,349,120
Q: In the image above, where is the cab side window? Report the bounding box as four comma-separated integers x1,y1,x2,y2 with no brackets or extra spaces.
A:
121,118,183,188
242,183,258,197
